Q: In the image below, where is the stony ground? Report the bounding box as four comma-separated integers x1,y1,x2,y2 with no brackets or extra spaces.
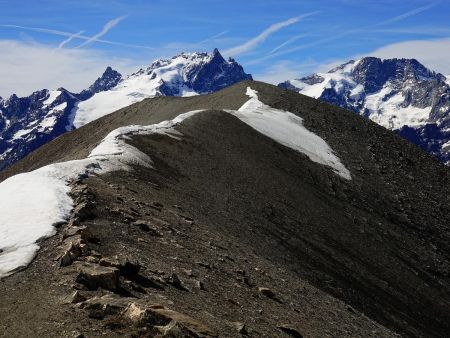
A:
0,81,449,337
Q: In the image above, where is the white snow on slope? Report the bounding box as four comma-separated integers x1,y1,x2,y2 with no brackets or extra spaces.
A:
0,86,351,279
446,75,450,86
0,109,203,278
365,89,431,129
42,90,61,106
230,87,351,180
72,53,212,128
288,62,433,130
11,102,68,140
290,61,358,99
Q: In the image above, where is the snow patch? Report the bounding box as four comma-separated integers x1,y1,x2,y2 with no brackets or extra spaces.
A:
229,87,351,180
0,86,351,279
365,88,431,129
0,109,204,278
42,90,61,106
72,53,212,129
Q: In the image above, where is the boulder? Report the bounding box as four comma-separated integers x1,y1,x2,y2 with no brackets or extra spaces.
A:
75,262,119,290
60,238,89,267
232,322,248,335
70,291,87,304
258,287,282,302
73,201,96,220
82,295,130,319
123,303,216,337
277,325,303,337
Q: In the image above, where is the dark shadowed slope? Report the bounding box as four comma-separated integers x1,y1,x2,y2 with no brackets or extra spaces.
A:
0,81,449,337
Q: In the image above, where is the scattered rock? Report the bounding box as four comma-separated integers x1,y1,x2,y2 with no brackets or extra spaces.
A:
75,262,119,291
123,302,216,337
182,216,194,225
258,287,282,302
62,225,86,239
67,218,81,228
82,295,130,319
73,201,96,221
232,321,248,335
155,320,186,337
167,273,189,292
60,238,89,267
79,227,100,243
277,324,303,337
183,269,195,277
99,257,141,280
133,220,163,236
194,280,206,291
70,291,87,304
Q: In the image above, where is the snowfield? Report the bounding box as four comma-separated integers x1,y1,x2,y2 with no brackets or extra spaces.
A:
0,87,350,278
72,53,213,128
230,88,351,180
284,59,435,130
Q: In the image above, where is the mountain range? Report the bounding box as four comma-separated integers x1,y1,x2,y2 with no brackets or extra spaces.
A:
279,57,450,164
0,81,449,337
0,49,251,171
2,51,450,173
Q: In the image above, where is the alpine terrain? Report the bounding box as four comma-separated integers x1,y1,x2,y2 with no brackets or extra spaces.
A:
0,49,251,171
279,57,450,164
0,81,449,337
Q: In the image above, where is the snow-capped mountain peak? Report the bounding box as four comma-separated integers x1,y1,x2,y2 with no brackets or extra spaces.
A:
0,49,252,171
72,49,252,128
279,57,450,164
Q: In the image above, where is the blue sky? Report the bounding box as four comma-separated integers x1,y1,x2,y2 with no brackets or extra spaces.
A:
0,0,449,96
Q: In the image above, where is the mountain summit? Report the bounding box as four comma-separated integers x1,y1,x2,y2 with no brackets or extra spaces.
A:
279,57,450,164
0,49,251,171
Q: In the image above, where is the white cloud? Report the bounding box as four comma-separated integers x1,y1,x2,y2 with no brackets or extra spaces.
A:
0,23,153,49
76,15,127,48
0,40,138,97
306,37,450,81
370,37,450,74
223,12,318,57
269,34,308,54
57,30,84,49
254,59,318,84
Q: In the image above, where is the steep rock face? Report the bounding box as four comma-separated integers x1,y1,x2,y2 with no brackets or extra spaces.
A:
279,57,450,164
0,88,78,170
0,49,251,171
78,66,122,100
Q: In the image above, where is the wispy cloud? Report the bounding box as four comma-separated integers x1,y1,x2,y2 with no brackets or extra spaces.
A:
255,59,319,84
0,23,153,49
374,3,436,26
57,30,84,49
223,12,318,57
249,4,436,64
269,34,308,54
76,15,127,48
0,40,139,97
197,31,228,45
